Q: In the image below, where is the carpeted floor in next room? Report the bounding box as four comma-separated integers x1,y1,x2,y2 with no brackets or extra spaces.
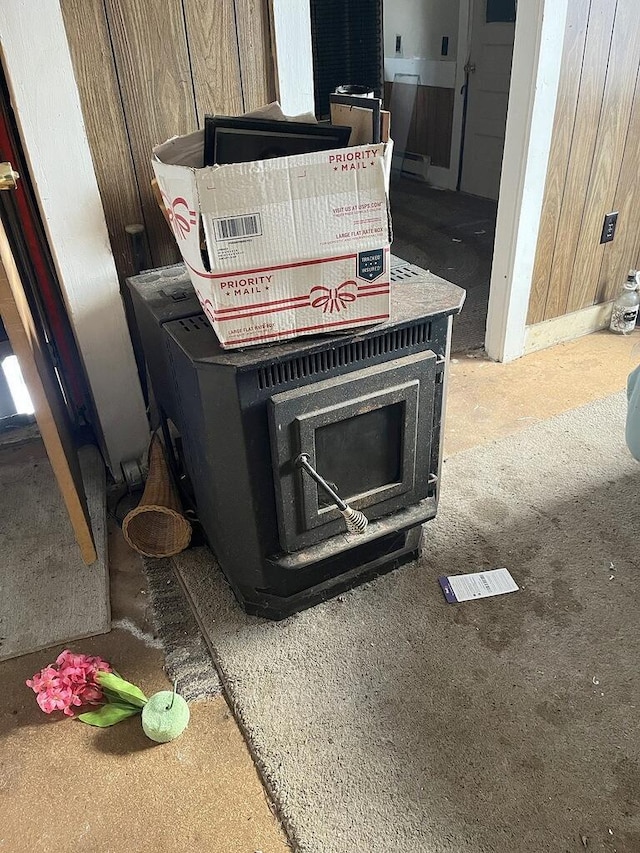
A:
0,328,639,852
390,177,497,353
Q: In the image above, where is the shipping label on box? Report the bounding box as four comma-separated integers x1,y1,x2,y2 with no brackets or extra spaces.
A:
152,133,392,349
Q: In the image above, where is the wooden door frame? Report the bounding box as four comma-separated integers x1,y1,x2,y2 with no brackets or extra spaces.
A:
485,0,569,360
270,0,315,116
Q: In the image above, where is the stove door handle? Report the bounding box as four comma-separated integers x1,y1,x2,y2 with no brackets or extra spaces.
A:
295,454,369,535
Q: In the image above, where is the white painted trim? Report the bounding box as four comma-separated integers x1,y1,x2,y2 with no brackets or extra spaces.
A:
383,58,457,89
0,0,149,476
484,0,570,362
524,302,613,355
270,0,315,116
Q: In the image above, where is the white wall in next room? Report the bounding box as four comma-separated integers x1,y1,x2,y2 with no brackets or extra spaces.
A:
383,0,460,61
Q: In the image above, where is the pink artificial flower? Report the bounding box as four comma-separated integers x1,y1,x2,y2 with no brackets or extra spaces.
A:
76,684,104,705
36,684,73,714
59,665,87,685
26,650,113,717
88,656,112,673
55,649,80,668
25,666,60,694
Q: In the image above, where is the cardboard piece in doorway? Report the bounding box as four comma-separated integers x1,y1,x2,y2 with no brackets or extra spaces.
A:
330,94,381,145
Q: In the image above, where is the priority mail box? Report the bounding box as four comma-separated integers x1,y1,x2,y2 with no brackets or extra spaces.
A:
152,131,392,349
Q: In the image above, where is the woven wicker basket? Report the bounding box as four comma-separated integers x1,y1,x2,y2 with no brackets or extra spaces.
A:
122,434,192,558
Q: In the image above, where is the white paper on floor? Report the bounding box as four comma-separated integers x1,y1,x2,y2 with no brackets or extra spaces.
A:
439,568,519,603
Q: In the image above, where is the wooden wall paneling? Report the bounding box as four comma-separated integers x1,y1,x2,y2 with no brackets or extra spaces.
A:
405,85,420,154
61,0,150,283
383,81,453,166
542,0,617,320
235,0,276,112
526,0,591,325
105,0,197,269
183,0,244,123
407,85,424,155
430,88,453,167
415,87,433,160
597,64,640,302
566,0,640,313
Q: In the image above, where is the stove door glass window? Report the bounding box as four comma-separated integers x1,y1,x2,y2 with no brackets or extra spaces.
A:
315,403,403,508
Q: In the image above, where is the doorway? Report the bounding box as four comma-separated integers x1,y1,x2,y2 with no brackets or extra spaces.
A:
383,0,516,352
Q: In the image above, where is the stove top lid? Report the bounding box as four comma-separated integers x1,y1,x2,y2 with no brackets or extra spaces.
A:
162,262,465,368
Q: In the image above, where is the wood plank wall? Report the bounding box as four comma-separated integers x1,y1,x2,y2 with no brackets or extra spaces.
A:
383,81,454,169
528,0,640,324
61,0,276,280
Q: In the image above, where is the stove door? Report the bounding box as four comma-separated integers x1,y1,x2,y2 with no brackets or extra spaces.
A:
268,349,437,552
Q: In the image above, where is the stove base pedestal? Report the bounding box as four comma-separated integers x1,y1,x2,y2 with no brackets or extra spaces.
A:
232,524,424,620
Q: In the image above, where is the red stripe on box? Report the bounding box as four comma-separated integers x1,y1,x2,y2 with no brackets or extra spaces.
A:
214,293,310,316
216,301,312,322
357,280,390,291
185,253,357,280
225,314,389,345
215,287,389,321
216,284,389,317
184,246,390,281
357,288,389,299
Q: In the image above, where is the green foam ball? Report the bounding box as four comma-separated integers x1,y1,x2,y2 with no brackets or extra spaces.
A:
141,691,190,743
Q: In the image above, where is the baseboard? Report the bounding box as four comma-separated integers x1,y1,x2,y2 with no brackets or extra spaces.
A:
392,152,430,181
524,301,613,354
391,154,455,190
425,164,456,190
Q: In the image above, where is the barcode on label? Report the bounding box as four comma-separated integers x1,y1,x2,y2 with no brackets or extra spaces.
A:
214,213,262,241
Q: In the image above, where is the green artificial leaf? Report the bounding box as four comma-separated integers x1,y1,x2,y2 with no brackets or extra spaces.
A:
78,703,141,727
96,672,148,708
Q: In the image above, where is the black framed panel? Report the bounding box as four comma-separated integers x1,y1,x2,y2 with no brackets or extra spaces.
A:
269,350,437,552
295,381,419,530
310,0,383,118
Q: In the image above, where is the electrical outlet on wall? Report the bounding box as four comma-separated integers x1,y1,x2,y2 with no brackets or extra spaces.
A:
600,211,618,244
395,34,402,56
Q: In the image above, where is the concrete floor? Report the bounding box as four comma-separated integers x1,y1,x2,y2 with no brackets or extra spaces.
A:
1,327,638,851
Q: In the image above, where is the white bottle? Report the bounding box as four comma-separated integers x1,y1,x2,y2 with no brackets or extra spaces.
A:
609,271,640,334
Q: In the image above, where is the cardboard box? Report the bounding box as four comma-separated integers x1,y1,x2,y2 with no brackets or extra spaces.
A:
152,130,392,349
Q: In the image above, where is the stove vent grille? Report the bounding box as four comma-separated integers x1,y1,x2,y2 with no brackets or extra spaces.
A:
390,262,427,282
257,321,432,390
177,315,210,332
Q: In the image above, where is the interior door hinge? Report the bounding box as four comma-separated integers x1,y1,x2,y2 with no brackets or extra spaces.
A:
46,339,61,370
0,162,20,191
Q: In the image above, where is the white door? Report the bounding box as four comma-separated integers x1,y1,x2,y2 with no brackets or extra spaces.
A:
460,0,516,199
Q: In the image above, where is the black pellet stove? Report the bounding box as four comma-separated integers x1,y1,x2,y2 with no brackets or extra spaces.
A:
128,257,464,618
